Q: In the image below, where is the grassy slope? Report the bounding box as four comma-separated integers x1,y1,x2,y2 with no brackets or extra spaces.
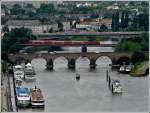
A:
130,60,149,76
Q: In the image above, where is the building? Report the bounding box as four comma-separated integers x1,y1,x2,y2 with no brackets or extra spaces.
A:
76,18,112,31
2,1,62,9
62,21,71,31
5,20,58,34
1,9,5,17
98,18,112,29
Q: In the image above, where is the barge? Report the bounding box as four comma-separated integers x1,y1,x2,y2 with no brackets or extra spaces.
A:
30,86,45,108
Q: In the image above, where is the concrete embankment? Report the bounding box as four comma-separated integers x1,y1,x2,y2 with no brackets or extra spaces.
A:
1,73,12,112
1,73,17,112
10,74,18,112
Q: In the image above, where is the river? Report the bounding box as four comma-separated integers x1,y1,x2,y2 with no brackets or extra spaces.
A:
18,47,148,112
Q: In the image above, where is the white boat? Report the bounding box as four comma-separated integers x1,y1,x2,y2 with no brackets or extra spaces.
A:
125,65,133,72
110,80,122,93
119,66,126,72
16,87,31,107
13,65,24,72
24,63,36,79
14,71,24,79
13,65,25,79
119,64,133,73
30,86,45,107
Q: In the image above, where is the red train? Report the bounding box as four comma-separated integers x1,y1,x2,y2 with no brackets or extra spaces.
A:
27,40,100,46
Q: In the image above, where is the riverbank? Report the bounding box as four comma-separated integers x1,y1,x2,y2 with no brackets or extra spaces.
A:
130,61,149,77
1,73,13,112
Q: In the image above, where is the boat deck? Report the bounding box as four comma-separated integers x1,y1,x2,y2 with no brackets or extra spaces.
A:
30,88,44,101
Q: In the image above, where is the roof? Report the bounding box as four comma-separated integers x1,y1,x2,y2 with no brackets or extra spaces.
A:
15,65,23,69
99,18,112,24
6,20,41,26
30,88,44,101
25,63,32,67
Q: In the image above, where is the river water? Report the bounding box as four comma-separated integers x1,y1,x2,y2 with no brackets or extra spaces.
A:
18,47,148,112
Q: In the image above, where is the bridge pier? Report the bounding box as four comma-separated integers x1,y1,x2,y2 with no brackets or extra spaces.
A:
81,46,87,53
90,59,96,70
46,59,53,70
68,59,75,70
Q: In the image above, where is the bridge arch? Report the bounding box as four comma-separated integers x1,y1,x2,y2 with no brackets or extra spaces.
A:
96,56,112,67
31,58,47,71
76,56,90,68
53,56,68,69
116,56,131,65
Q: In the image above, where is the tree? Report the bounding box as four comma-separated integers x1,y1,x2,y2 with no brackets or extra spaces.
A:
138,13,149,31
2,25,9,33
28,11,36,17
37,4,54,14
121,11,129,29
124,12,129,28
1,4,9,15
90,13,99,19
49,28,53,33
131,52,146,64
140,33,149,51
115,12,119,30
120,12,125,28
99,24,108,32
39,18,49,24
132,14,138,31
25,4,34,9
2,62,8,73
2,27,36,55
141,1,149,6
11,4,25,15
111,13,115,31
58,21,64,32
111,12,119,31
25,4,36,17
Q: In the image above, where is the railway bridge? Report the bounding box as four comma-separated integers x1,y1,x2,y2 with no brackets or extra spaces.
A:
8,52,149,70
35,32,144,38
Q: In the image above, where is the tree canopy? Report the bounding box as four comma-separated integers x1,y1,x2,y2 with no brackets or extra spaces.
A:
115,32,149,52
2,27,36,55
37,4,54,14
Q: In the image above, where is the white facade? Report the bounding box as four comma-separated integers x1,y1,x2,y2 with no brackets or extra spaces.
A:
5,20,59,34
62,22,71,31
76,24,91,30
7,24,58,34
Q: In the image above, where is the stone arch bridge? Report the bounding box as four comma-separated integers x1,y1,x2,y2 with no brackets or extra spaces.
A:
8,52,148,70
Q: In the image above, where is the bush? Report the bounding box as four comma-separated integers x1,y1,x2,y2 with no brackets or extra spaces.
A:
131,52,146,64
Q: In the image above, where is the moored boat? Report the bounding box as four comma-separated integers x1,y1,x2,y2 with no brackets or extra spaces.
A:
119,64,133,73
16,87,31,107
30,86,45,108
110,80,122,93
24,63,36,79
15,78,23,87
13,65,25,79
